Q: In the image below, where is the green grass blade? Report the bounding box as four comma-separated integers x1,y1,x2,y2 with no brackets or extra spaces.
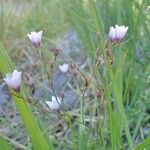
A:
0,136,14,150
135,136,150,150
79,124,87,150
109,53,134,149
0,43,53,150
88,0,105,50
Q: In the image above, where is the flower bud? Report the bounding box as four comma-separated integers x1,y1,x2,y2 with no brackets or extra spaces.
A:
4,70,22,92
71,63,78,77
27,31,43,48
59,64,69,73
60,90,64,98
51,48,59,57
45,96,61,111
109,25,128,43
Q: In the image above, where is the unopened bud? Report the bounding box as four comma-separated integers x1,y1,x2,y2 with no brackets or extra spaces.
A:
60,90,64,98
52,48,59,57
71,63,78,77
96,90,102,99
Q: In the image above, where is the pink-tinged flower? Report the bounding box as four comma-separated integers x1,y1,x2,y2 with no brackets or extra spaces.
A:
109,25,128,42
59,64,69,73
27,31,43,48
45,96,61,111
4,70,22,92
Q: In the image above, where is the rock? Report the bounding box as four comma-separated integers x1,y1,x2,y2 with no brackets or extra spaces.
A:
0,82,11,105
62,88,79,110
57,29,87,65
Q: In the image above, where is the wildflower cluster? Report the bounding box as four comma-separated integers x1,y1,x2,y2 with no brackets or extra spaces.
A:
4,25,128,111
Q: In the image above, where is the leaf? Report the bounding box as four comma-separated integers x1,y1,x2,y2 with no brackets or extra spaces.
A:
0,43,53,150
109,52,134,150
0,136,14,150
135,136,150,150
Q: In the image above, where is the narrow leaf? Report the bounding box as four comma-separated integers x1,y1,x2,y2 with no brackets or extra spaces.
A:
0,43,53,150
0,136,14,150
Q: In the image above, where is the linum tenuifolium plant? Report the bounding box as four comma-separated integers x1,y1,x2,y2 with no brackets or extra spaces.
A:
3,25,129,148
4,25,128,111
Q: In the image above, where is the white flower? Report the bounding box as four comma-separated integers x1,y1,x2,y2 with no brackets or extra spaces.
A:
27,31,43,48
59,64,69,73
109,25,128,42
109,27,116,41
45,96,61,111
4,70,22,92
